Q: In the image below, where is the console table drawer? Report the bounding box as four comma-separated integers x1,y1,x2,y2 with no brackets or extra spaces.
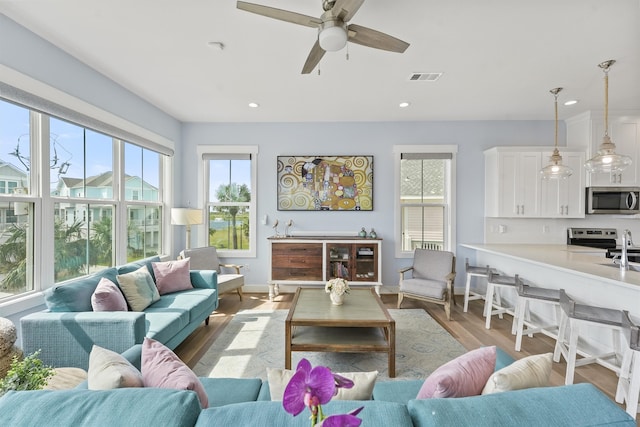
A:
272,267,323,281
272,243,322,256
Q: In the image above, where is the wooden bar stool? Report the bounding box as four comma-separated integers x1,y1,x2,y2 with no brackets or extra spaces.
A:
616,310,640,419
513,278,561,352
463,258,495,313
553,289,623,385
484,271,518,330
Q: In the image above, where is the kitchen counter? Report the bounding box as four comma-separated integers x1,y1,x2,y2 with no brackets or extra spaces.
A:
461,243,640,291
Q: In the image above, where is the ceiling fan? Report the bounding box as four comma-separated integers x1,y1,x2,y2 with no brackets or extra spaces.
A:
236,0,410,74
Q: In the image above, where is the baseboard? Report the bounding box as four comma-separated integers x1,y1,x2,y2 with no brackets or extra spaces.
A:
241,284,399,295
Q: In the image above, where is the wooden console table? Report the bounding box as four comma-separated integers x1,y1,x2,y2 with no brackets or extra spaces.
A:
268,236,382,300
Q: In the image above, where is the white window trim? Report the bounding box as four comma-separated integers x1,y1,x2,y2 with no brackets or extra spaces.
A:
393,145,458,258
196,145,258,258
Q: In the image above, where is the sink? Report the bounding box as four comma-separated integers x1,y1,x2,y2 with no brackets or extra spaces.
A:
598,262,640,272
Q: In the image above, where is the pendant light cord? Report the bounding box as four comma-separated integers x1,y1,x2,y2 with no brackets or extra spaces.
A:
554,90,559,148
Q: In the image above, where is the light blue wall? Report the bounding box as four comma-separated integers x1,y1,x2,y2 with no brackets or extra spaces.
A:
181,121,558,286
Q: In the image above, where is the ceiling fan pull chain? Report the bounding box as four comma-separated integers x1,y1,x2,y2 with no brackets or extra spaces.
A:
346,43,350,61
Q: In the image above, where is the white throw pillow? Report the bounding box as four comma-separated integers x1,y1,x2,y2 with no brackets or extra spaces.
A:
481,352,553,394
88,345,143,390
266,367,377,401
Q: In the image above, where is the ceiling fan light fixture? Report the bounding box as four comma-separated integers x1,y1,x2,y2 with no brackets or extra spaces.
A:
318,21,347,51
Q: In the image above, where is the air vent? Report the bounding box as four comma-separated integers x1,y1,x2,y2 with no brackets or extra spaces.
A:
408,72,443,82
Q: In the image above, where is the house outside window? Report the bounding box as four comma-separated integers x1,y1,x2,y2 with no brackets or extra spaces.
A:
198,146,258,258
0,96,169,302
395,145,457,257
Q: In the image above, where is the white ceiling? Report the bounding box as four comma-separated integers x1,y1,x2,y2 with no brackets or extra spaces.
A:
2,0,639,123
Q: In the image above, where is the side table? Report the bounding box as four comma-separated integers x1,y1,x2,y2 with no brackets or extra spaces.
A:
44,367,87,390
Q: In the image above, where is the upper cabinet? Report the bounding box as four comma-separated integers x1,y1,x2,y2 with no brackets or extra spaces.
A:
485,147,585,218
566,111,640,186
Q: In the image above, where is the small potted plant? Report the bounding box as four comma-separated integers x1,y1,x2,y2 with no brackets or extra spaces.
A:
0,350,54,397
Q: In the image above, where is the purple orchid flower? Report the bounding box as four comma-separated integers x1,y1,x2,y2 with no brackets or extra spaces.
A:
283,359,336,416
320,406,364,427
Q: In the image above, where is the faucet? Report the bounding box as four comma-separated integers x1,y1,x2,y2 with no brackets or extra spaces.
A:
621,229,633,270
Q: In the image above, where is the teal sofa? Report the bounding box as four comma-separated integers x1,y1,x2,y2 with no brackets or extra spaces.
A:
0,345,634,426
19,256,218,369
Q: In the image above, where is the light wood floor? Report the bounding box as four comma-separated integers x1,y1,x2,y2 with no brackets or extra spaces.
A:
175,291,627,411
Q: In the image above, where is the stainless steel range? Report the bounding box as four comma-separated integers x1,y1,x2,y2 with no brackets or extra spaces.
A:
567,227,640,262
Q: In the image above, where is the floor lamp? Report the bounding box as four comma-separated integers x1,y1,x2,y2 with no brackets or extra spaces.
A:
171,208,203,250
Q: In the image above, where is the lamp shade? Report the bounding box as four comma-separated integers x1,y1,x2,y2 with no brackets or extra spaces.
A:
170,208,203,226
319,22,347,52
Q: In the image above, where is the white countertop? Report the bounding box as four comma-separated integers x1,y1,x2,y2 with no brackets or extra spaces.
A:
460,243,640,290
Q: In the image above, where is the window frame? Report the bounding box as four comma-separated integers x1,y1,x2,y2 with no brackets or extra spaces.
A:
197,145,258,258
394,145,457,258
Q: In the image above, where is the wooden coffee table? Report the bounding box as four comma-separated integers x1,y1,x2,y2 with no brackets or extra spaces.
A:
285,287,396,377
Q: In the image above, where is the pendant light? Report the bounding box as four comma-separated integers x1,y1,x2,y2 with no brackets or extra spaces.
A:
540,87,573,179
584,60,632,173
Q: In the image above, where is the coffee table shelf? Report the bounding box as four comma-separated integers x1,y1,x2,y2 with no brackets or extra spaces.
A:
285,288,396,377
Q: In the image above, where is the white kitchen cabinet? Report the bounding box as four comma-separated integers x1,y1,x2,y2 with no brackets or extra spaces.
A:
485,147,586,218
566,111,640,186
540,151,585,218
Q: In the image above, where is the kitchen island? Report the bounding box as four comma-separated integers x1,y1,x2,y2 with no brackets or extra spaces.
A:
461,243,639,355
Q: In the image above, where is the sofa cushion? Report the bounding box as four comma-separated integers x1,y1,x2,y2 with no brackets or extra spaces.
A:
195,400,413,427
372,380,424,404
417,346,496,399
152,258,193,295
200,378,264,407
142,309,189,343
407,383,636,427
142,338,209,409
117,266,160,311
44,267,118,312
148,288,215,324
0,388,201,427
482,352,553,394
91,277,128,312
266,368,378,401
88,344,143,390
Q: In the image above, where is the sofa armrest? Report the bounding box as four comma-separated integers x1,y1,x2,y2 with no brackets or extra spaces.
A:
21,311,146,369
190,270,218,290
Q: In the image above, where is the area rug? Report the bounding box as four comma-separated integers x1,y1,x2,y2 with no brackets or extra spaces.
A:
193,309,466,380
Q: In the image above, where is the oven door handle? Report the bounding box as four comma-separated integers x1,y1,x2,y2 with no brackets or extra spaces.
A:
627,192,638,210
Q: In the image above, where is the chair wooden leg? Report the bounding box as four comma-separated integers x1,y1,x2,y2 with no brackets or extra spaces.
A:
444,301,451,321
554,311,568,363
237,287,244,301
515,299,527,352
397,292,404,309
485,283,495,329
565,320,579,385
463,273,472,312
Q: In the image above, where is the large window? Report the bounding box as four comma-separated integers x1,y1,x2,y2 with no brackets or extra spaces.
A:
395,146,457,256
199,146,258,257
0,96,169,302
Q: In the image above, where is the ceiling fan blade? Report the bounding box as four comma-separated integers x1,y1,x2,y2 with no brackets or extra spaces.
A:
237,1,321,28
347,24,409,53
330,0,365,22
301,40,326,74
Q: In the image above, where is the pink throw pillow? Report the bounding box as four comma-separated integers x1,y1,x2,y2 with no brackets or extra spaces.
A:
141,337,209,408
152,258,193,295
417,346,497,399
91,277,128,311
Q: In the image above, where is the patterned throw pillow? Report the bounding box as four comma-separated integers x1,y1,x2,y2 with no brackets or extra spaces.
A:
266,368,378,401
116,266,160,311
417,346,497,399
88,345,143,390
482,353,553,394
151,258,193,295
91,277,128,311
141,338,209,408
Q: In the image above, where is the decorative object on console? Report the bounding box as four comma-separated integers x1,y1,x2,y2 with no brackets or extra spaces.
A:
585,59,632,173
540,87,573,179
276,155,373,211
171,208,204,250
369,228,377,239
282,358,363,426
359,227,367,238
284,219,293,237
326,278,350,305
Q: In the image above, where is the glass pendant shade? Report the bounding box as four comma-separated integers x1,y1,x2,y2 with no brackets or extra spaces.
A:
540,87,573,179
584,60,632,173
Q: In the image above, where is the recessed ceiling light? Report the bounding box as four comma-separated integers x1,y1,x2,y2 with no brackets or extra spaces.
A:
399,102,410,108
248,102,259,108
564,99,578,106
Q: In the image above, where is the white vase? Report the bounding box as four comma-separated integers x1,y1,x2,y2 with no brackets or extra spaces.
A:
330,292,344,305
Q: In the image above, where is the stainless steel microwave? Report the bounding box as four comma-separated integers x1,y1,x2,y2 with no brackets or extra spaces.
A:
586,187,640,214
